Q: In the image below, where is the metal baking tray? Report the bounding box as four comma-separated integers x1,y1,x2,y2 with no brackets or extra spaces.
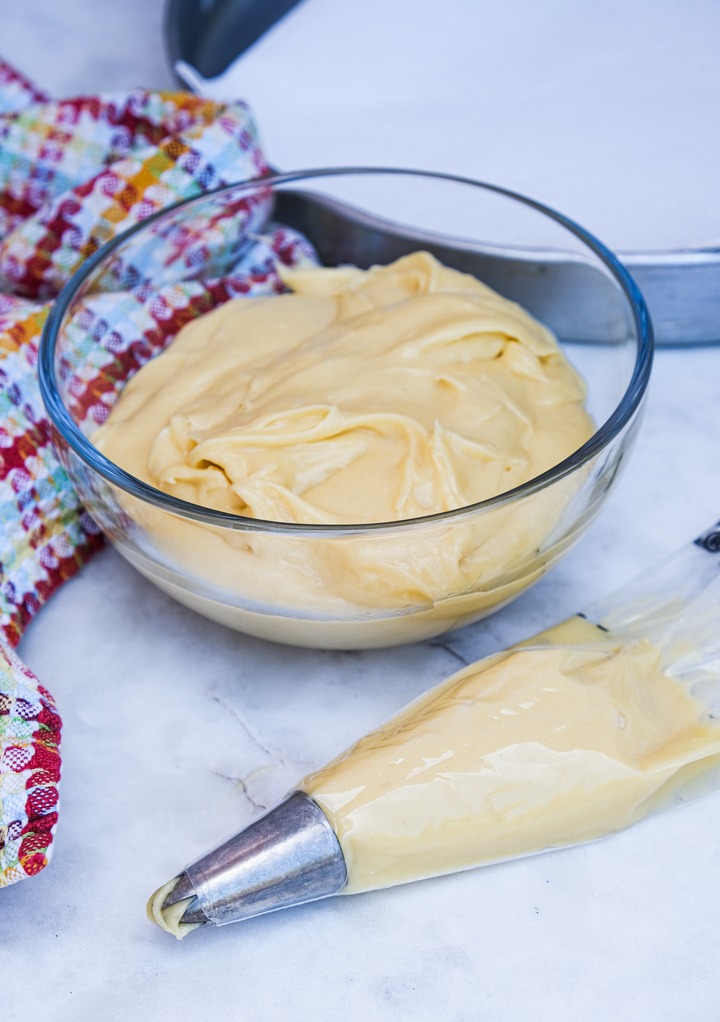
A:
165,0,720,345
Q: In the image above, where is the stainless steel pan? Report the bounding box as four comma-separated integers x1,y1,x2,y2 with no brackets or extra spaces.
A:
165,0,720,345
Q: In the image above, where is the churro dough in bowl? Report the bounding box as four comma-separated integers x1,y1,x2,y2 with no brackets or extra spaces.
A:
40,169,652,648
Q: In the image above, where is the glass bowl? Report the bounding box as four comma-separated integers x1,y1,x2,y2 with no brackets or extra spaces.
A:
39,168,653,649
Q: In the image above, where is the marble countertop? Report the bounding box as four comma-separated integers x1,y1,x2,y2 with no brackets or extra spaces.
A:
4,2,720,1020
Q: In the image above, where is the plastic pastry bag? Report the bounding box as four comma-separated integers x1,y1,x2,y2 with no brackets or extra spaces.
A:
302,520,720,893
149,521,720,937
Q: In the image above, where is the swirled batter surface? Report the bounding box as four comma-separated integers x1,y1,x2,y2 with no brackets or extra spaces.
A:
94,252,592,524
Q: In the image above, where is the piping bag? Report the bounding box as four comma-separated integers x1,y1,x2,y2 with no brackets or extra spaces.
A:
148,521,720,938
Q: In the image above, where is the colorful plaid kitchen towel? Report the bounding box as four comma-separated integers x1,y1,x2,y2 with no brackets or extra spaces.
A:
0,60,312,887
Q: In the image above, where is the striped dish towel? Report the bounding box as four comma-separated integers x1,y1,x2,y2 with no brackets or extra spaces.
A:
0,59,313,886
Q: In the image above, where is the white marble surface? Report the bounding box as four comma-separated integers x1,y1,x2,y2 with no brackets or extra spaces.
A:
4,2,720,1020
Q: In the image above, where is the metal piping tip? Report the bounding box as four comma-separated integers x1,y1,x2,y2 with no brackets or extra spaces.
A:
148,792,347,938
160,872,209,926
147,873,208,939
161,871,195,907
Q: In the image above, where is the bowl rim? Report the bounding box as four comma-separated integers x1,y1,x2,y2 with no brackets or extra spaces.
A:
39,165,654,538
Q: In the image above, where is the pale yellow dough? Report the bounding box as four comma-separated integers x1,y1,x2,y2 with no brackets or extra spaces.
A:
93,252,594,646
146,876,202,940
303,617,720,893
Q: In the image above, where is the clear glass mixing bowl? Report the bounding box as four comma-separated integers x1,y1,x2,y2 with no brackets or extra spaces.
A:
39,168,653,648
